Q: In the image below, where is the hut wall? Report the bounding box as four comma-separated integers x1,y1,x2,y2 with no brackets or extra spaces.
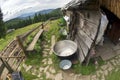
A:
73,10,100,63
99,0,120,19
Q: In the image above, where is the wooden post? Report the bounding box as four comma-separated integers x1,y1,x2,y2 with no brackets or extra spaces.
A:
16,36,27,57
0,57,14,73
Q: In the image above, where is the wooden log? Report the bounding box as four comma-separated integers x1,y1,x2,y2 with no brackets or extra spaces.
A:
16,36,27,57
0,58,14,73
26,29,43,51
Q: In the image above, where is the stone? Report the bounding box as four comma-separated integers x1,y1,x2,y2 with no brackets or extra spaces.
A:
42,59,47,63
91,75,97,80
101,65,108,70
80,75,90,80
70,73,74,76
44,66,49,73
26,65,32,72
46,72,54,79
39,67,44,72
22,63,28,70
48,58,53,65
104,70,108,76
37,73,41,77
55,73,63,80
101,75,105,80
44,49,50,51
49,67,56,74
108,67,113,72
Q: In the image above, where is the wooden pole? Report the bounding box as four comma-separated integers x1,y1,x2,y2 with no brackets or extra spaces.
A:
0,57,14,73
16,36,27,57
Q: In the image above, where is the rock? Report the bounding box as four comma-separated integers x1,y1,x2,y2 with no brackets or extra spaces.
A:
49,67,56,74
55,73,63,80
39,67,44,72
26,65,32,72
22,63,28,70
44,66,49,73
101,65,108,70
80,76,90,80
37,73,41,77
46,72,54,79
70,73,74,76
48,58,53,65
91,75,97,80
104,70,108,76
42,59,47,64
108,67,113,72
44,49,50,51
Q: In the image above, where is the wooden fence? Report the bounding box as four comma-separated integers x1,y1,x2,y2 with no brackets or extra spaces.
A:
0,17,57,80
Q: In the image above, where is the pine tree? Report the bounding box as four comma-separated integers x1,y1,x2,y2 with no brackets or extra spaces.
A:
0,8,6,38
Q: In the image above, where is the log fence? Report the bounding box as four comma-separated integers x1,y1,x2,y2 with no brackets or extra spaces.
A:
0,17,57,79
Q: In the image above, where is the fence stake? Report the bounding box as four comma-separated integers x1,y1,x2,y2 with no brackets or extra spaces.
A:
16,36,27,57
0,57,14,73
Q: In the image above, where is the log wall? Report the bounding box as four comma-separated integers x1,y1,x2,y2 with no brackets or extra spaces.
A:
99,0,120,19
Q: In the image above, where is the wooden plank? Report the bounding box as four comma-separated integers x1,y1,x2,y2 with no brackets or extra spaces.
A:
78,30,93,48
74,39,85,62
26,29,43,51
76,35,89,57
1,68,9,80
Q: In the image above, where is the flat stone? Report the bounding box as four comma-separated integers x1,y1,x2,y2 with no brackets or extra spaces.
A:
104,70,108,76
46,72,54,79
79,75,90,80
42,51,48,54
37,73,41,77
55,73,63,80
108,67,113,72
22,63,28,70
91,75,97,80
49,67,56,74
39,67,44,72
44,49,50,51
101,75,105,80
44,66,49,73
26,65,32,72
48,58,53,65
101,65,108,70
69,73,74,76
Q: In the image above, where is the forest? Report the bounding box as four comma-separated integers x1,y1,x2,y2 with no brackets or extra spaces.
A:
5,8,63,30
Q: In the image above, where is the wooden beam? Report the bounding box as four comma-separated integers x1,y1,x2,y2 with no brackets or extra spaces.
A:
0,58,14,73
26,29,43,51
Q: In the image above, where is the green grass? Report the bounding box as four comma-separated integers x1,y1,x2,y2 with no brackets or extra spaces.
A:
106,69,120,80
25,39,42,66
0,22,41,51
21,68,38,80
72,58,105,75
72,62,96,75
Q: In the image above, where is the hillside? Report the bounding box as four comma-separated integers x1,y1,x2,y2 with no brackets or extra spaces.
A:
5,8,62,30
0,22,41,51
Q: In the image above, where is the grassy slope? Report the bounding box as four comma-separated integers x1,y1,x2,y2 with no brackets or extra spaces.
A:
0,22,41,51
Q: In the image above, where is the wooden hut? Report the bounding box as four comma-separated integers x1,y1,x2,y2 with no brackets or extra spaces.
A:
62,0,120,64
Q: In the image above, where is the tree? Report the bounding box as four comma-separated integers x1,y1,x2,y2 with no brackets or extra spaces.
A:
0,8,6,38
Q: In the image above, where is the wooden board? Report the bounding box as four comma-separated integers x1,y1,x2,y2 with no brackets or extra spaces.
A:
78,30,93,48
26,29,43,51
76,35,89,57
74,39,85,62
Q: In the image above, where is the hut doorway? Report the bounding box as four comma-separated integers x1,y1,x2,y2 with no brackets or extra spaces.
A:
100,6,120,44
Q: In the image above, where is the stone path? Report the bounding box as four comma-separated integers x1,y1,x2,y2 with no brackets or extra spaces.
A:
22,39,120,80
